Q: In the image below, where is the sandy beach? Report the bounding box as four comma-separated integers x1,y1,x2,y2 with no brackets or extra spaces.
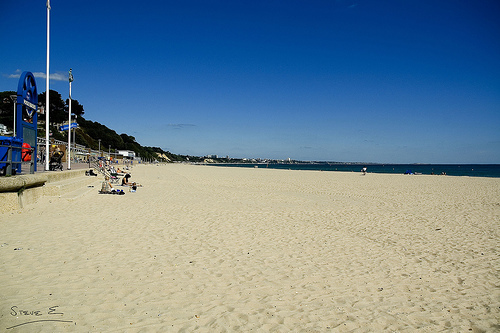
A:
1,164,499,332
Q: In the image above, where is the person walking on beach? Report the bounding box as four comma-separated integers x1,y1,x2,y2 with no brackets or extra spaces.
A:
362,167,367,175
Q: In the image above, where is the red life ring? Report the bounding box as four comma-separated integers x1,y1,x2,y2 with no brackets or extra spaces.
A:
22,143,32,162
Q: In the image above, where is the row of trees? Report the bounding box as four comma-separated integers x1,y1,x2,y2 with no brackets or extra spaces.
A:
1,90,84,127
0,90,185,162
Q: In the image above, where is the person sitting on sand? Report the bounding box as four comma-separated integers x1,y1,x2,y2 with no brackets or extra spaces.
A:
100,176,114,193
122,173,132,185
130,182,139,192
116,167,130,175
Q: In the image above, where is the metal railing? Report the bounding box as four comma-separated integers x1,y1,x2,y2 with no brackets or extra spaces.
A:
0,143,35,176
2,136,161,176
37,137,110,161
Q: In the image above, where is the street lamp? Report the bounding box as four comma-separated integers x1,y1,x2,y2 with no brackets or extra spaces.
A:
98,139,101,157
45,0,51,171
67,68,73,170
108,145,110,160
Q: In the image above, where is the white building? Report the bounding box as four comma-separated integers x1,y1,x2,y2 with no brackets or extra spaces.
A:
118,150,136,159
0,124,12,135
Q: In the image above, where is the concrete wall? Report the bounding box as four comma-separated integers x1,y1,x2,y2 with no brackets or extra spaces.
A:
0,169,89,213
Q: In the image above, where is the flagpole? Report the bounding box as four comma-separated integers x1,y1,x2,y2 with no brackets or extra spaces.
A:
67,69,73,170
45,0,51,171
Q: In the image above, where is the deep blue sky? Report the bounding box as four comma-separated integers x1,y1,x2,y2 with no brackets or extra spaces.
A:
1,1,499,163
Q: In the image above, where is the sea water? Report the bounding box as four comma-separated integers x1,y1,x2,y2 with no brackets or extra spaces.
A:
215,163,500,178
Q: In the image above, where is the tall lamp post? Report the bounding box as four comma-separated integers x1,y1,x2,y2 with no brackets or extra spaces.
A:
45,0,51,171
98,139,101,157
67,68,73,170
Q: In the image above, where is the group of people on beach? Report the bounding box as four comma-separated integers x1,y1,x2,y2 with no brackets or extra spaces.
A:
99,166,142,194
121,173,141,190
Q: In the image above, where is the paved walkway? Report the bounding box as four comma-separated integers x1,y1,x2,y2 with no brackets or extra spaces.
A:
19,162,93,175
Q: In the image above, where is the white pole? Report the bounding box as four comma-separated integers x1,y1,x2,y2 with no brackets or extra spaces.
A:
45,0,51,171
67,76,72,170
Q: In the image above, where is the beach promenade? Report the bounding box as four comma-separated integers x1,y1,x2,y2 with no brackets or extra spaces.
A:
1,164,499,332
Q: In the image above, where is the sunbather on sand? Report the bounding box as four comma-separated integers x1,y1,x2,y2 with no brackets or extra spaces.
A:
100,176,114,193
116,167,130,175
130,182,140,192
122,173,132,185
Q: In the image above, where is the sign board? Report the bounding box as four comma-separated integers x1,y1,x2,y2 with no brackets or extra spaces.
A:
59,123,78,131
16,71,38,172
